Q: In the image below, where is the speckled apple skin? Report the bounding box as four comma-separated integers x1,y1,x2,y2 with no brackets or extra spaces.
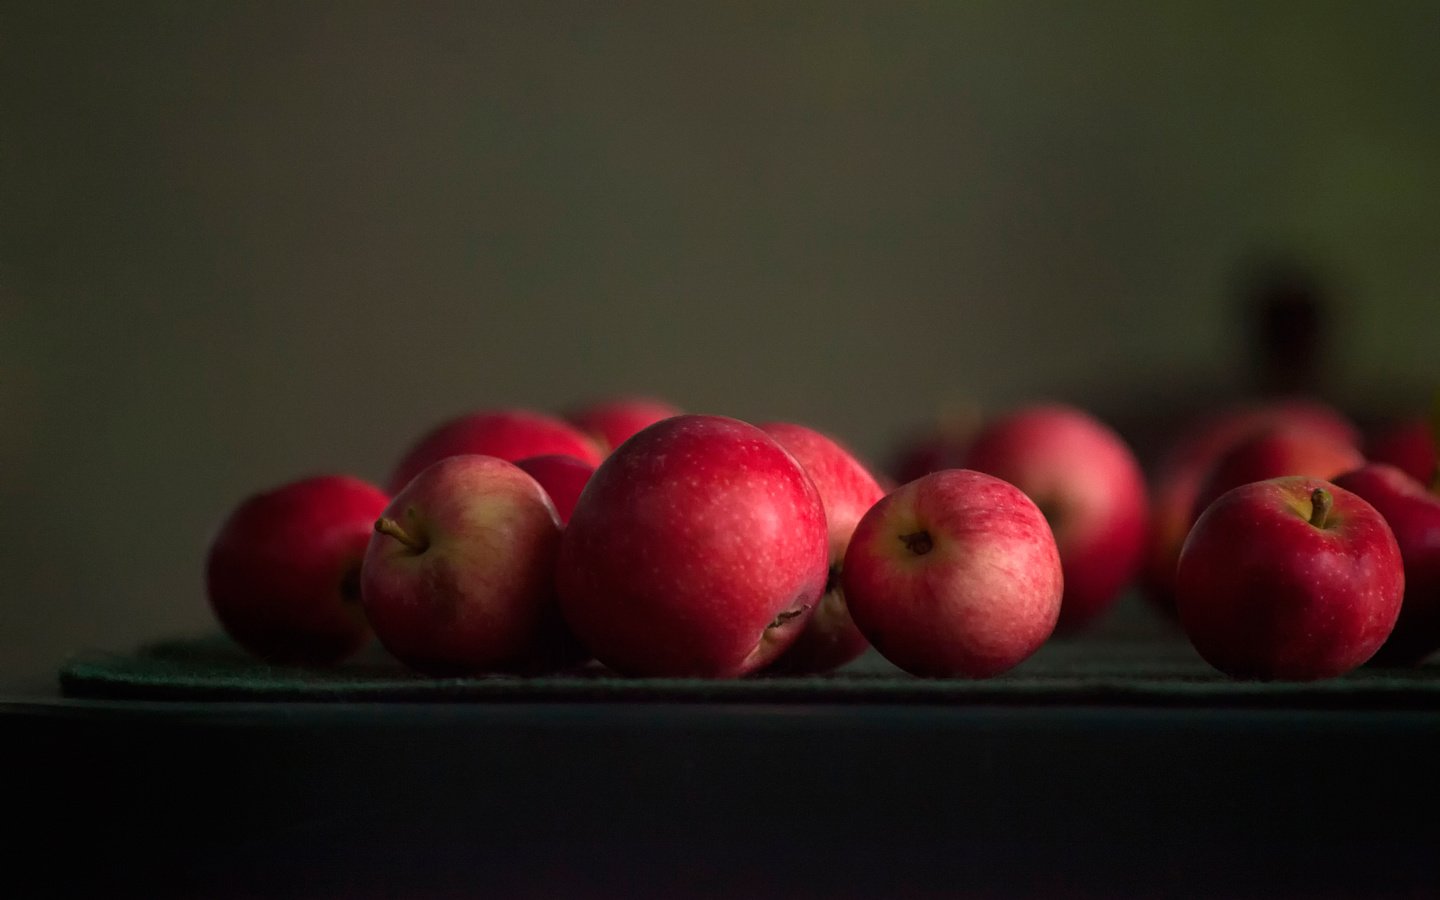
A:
566,397,682,454
363,454,575,675
1176,477,1403,680
1335,464,1440,665
759,421,886,674
516,454,595,525
206,474,389,665
556,415,829,678
387,409,604,494
843,469,1063,678
963,404,1147,632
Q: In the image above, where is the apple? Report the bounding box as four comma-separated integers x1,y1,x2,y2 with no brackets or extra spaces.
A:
361,454,578,675
566,396,682,454
841,469,1063,677
1141,400,1359,614
1365,418,1436,486
962,404,1147,631
387,409,603,494
1176,476,1403,679
758,421,886,673
556,415,829,677
205,474,389,665
515,454,595,525
1333,464,1440,665
1190,426,1364,522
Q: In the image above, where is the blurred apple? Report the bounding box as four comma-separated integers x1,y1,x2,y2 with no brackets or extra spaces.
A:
842,469,1062,677
1365,418,1436,487
362,455,579,675
516,454,594,525
206,474,389,665
387,409,603,494
1176,477,1402,680
1190,426,1364,522
963,404,1147,631
759,421,886,674
566,397,681,454
557,415,828,677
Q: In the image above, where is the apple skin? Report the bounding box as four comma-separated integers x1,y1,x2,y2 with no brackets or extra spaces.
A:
1190,427,1364,523
1333,464,1440,665
1176,476,1403,680
962,404,1147,632
206,474,389,665
842,469,1063,678
1142,401,1359,615
566,397,682,454
758,421,886,673
362,454,579,675
387,409,604,494
515,454,595,525
1365,418,1436,486
556,415,829,678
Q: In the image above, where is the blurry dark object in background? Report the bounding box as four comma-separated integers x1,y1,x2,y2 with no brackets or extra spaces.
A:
1239,255,1334,399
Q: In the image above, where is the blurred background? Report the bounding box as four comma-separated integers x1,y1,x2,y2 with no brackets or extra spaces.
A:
3,1,1438,680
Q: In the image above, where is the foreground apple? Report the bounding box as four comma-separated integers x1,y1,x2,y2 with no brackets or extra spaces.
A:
362,455,578,675
962,404,1147,631
1176,477,1403,680
387,409,603,494
557,415,829,677
206,474,389,665
1190,426,1364,521
759,421,886,673
1334,464,1440,665
566,396,682,454
1141,400,1359,614
842,469,1063,677
515,454,595,525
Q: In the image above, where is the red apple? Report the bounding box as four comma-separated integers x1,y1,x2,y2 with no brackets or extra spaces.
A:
758,421,886,673
556,415,829,677
1333,463,1440,665
1191,426,1364,522
1142,400,1359,614
1365,418,1436,487
361,454,578,675
566,397,682,454
515,454,595,525
1176,477,1403,680
206,474,389,665
387,409,603,494
842,469,1063,677
962,404,1147,631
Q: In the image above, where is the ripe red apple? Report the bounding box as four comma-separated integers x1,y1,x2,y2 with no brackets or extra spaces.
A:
1191,426,1364,522
1365,418,1436,486
758,421,886,673
1333,463,1440,665
556,415,829,677
962,404,1147,631
1176,477,1403,680
387,409,603,494
842,469,1063,677
515,454,595,525
362,455,578,675
206,474,389,665
566,396,682,454
1142,400,1359,614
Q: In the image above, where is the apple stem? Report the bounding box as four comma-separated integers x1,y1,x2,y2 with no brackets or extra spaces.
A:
1308,488,1333,529
768,605,809,630
899,530,934,555
375,517,426,552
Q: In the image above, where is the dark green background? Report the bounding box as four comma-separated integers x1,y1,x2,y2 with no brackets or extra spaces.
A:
3,1,1439,680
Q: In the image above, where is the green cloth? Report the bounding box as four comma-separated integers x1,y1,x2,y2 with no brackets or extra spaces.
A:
58,635,1440,707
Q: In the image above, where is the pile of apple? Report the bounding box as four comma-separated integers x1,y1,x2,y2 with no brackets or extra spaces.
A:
206,394,1440,682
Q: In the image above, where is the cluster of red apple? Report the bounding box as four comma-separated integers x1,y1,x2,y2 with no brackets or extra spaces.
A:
205,394,1439,681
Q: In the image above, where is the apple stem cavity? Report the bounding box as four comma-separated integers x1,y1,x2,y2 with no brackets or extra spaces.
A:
899,530,934,556
1308,488,1334,529
375,517,426,553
